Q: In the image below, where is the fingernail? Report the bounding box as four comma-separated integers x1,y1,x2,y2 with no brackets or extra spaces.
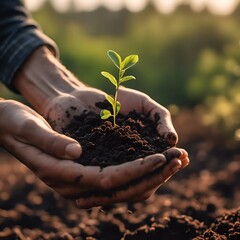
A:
65,142,82,159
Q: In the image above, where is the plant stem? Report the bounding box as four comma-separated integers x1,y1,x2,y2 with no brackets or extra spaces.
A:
113,86,118,127
112,67,122,127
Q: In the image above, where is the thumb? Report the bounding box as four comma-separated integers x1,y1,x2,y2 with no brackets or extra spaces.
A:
46,132,82,160
18,120,82,159
144,98,178,146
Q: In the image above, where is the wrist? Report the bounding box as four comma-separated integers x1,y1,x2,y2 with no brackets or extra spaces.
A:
13,46,84,113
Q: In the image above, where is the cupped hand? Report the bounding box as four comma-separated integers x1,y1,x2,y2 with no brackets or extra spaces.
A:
42,85,178,147
0,100,189,208
76,148,189,208
39,86,189,208
10,46,188,207
0,99,82,160
118,86,178,146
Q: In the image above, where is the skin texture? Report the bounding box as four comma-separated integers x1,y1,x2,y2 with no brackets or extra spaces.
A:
9,46,190,208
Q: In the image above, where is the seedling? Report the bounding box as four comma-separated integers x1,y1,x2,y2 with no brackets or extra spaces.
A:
100,50,139,127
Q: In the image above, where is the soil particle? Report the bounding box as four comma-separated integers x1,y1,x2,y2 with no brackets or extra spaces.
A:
62,110,170,167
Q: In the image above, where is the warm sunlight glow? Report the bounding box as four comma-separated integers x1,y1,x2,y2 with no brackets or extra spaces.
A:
124,0,147,12
101,0,124,12
51,0,71,13
23,0,46,11
73,0,100,11
153,0,178,14
24,0,240,15
206,0,239,15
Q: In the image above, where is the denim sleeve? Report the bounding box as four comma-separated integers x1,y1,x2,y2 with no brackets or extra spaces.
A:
0,0,59,91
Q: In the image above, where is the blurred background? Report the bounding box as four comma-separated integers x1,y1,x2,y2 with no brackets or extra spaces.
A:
2,0,240,148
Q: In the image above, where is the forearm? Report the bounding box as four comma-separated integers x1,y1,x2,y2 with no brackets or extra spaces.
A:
13,46,85,113
0,0,58,91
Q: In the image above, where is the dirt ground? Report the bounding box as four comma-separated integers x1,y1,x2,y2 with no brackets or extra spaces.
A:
0,109,239,240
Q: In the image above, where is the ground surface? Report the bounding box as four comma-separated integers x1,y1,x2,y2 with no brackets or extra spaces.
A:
0,109,239,239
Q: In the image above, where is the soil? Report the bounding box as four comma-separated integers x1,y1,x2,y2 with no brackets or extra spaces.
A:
62,109,171,167
0,108,240,239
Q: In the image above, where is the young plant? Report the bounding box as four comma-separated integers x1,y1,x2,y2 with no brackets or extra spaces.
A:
100,50,139,127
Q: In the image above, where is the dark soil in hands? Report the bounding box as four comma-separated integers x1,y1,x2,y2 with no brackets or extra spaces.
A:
0,109,239,239
63,110,171,167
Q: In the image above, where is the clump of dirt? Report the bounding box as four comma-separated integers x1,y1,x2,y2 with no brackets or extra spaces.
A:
63,110,171,167
194,208,240,240
123,208,240,240
123,215,206,240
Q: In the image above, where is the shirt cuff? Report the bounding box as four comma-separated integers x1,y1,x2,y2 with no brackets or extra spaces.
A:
0,28,59,92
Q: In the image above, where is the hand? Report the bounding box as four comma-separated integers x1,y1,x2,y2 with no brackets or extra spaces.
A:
0,100,187,208
0,99,82,160
12,47,189,207
118,86,178,146
42,85,178,147
76,148,189,208
13,47,178,146
40,86,188,208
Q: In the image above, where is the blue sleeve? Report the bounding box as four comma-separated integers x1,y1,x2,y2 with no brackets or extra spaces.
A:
0,0,59,91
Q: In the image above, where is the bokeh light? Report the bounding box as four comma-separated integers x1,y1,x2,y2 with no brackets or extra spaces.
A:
24,0,240,15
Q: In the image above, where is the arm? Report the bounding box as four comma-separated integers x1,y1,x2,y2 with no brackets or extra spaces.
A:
0,0,58,90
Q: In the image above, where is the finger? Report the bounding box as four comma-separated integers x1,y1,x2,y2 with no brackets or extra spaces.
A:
4,136,84,182
131,155,189,202
76,158,183,208
161,147,182,161
99,154,167,189
73,149,187,196
61,150,189,202
17,119,82,159
55,156,191,200
6,137,167,194
143,98,178,146
37,154,168,199
164,148,189,169
117,87,178,146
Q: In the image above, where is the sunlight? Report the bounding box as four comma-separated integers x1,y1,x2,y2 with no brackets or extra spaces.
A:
206,0,239,15
124,0,147,12
101,0,124,12
51,0,71,12
72,0,100,11
23,0,46,11
24,0,240,15
153,0,179,14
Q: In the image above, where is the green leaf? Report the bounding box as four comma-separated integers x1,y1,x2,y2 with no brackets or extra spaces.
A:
120,69,125,78
107,50,121,69
116,101,121,115
100,109,112,119
121,54,139,71
120,75,136,84
105,94,114,108
101,71,117,87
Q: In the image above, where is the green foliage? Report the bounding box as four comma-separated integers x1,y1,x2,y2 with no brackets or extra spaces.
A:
100,50,139,126
18,4,240,140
